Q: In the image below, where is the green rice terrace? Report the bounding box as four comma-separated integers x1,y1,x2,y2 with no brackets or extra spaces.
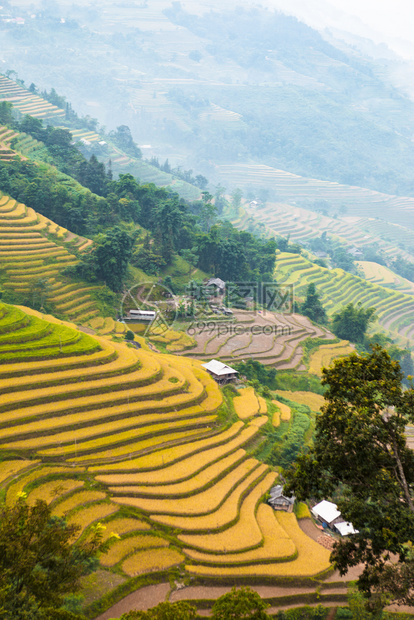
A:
274,251,414,346
0,301,354,617
0,74,64,121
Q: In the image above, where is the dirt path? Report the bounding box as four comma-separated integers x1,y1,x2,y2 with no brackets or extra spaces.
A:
94,583,170,620
95,581,348,620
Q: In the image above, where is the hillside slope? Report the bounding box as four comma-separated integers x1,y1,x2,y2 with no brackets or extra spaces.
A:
0,192,101,322
0,74,201,201
275,251,414,347
4,3,414,196
0,302,333,614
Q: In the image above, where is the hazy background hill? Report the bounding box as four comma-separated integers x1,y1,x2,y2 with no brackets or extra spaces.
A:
3,0,414,200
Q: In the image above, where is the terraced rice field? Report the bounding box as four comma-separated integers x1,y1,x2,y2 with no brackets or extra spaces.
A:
272,400,291,421
233,386,260,419
0,193,101,322
275,391,325,412
308,342,355,377
181,309,334,368
275,252,414,347
218,163,414,229
0,74,199,200
0,302,332,593
199,103,244,124
233,200,414,268
0,75,64,120
357,261,414,296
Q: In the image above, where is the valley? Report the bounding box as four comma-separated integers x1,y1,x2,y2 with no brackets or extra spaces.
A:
0,1,413,615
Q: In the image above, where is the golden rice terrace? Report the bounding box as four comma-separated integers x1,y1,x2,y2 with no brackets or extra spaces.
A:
0,301,332,601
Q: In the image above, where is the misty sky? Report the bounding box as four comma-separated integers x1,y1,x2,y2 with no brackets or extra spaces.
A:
262,0,414,59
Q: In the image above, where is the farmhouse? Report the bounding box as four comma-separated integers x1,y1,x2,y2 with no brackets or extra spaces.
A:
206,278,226,295
312,500,357,536
126,309,157,322
201,359,238,385
311,500,341,528
268,484,295,512
334,521,358,536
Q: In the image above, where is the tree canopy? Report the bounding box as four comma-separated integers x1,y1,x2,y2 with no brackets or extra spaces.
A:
300,283,326,324
284,346,414,608
120,601,197,620
211,587,269,619
0,499,103,620
331,302,375,343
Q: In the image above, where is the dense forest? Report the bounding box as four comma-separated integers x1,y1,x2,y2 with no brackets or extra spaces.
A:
0,106,277,291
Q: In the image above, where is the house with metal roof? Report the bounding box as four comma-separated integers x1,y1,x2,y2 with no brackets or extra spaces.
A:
268,484,295,512
201,359,238,385
311,500,341,527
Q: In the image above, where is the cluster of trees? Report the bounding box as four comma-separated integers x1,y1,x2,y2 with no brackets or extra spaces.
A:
285,347,414,609
108,125,142,159
234,359,277,390
331,302,375,344
0,117,277,291
0,498,103,620
71,226,136,292
307,233,356,273
299,283,327,324
391,257,414,283
149,157,208,189
120,587,269,619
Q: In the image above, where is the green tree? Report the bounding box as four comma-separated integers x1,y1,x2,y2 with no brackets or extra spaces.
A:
94,226,135,291
331,302,375,343
300,283,326,324
284,346,414,608
212,587,269,619
0,101,14,126
231,188,243,213
181,248,199,275
120,601,197,619
0,499,103,620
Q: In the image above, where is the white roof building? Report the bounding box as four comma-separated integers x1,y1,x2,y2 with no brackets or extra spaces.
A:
201,360,238,384
311,500,341,525
335,521,358,536
312,500,358,535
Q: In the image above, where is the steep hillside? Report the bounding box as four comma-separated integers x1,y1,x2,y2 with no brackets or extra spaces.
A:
0,302,335,615
0,193,103,322
275,252,414,347
0,74,200,200
224,165,414,232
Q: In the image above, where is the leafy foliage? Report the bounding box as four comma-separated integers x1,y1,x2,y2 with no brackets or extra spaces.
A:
300,283,327,324
0,499,103,620
284,346,414,607
120,601,197,619
391,257,414,283
212,587,269,620
234,359,277,389
270,404,311,468
331,303,375,343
